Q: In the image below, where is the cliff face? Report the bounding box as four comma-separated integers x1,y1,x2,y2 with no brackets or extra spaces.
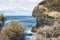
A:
31,0,60,40
32,0,60,33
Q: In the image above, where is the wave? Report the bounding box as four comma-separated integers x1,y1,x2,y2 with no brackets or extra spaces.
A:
6,18,35,21
5,18,35,23
5,20,20,23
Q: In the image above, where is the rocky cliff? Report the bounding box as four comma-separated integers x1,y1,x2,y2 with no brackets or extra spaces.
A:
31,0,60,40
31,0,60,32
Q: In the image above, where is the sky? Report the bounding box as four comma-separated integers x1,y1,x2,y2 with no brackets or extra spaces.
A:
0,0,42,16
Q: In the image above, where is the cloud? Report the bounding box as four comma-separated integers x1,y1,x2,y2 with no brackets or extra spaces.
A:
0,0,42,16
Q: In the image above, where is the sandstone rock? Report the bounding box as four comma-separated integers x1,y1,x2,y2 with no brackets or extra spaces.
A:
31,0,60,40
56,36,60,40
32,0,60,29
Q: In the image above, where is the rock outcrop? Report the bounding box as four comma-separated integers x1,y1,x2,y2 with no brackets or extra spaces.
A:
31,0,60,40
32,0,60,32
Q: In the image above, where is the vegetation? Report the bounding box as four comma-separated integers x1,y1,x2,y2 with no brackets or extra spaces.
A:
1,20,25,40
0,35,10,40
32,0,60,40
31,21,60,40
0,14,5,23
44,0,60,7
0,14,6,30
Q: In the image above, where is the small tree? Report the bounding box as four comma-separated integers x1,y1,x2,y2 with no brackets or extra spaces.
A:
0,14,6,30
0,14,6,24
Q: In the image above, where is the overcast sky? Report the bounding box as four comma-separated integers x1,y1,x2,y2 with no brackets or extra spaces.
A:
0,0,42,16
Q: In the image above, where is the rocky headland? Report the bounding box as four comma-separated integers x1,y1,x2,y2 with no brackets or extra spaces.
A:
31,0,60,40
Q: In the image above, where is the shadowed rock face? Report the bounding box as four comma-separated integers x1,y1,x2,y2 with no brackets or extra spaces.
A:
32,0,60,32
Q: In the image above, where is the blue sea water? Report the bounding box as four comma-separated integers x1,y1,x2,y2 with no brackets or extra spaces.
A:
4,16,36,40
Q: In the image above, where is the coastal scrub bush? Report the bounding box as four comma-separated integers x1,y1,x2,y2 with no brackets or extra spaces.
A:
44,0,60,7
1,20,25,40
0,14,6,24
0,14,6,30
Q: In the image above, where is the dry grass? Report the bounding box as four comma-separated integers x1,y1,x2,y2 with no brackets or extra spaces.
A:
44,0,60,7
31,21,60,40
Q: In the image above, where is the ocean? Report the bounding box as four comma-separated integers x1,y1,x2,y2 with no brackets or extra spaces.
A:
4,16,36,40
